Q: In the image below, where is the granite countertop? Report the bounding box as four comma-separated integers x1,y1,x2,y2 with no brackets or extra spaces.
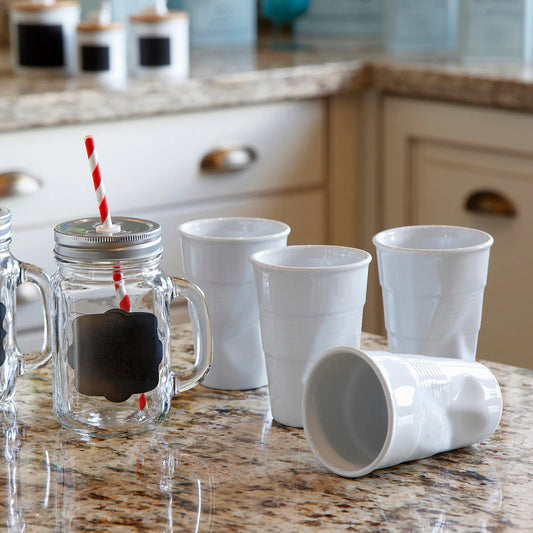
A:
3,40,533,132
1,323,531,532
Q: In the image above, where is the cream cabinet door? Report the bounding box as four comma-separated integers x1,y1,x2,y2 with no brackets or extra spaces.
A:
383,97,533,368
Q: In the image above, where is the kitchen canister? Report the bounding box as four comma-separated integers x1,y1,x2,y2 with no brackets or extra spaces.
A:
129,1,189,81
9,0,80,75
77,3,126,86
51,216,212,436
0,208,53,403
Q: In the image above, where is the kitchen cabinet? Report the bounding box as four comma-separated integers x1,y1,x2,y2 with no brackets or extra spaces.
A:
380,96,533,368
0,99,338,341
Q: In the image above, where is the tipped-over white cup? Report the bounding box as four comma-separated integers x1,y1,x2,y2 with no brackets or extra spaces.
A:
179,217,290,390
251,245,372,428
303,347,503,478
373,225,494,361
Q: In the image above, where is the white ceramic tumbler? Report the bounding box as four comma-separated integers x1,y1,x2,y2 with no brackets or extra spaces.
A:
303,347,503,478
373,225,493,361
179,218,290,390
251,245,372,428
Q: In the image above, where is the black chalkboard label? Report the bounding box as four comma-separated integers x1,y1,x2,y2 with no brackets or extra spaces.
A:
18,24,64,67
81,45,110,72
0,303,6,368
139,37,171,66
67,309,163,403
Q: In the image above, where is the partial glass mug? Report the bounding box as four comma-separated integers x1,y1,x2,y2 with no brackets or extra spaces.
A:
52,217,212,436
0,208,53,403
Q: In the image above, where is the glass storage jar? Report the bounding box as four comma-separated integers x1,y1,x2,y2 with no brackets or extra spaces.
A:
52,216,212,436
0,207,52,403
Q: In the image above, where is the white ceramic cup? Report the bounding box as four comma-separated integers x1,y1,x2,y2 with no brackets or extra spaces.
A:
179,217,290,390
303,346,503,478
373,225,494,361
251,245,372,428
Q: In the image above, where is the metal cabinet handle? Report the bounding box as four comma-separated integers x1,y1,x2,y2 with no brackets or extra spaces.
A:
200,147,257,174
465,190,517,218
0,171,42,198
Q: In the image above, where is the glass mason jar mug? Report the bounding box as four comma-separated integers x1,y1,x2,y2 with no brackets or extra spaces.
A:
0,208,52,403
52,217,212,436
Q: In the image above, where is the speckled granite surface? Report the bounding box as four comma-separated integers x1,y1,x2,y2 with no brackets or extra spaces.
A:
0,324,531,532
4,40,533,132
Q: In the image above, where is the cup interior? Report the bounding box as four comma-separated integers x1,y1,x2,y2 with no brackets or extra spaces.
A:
304,349,390,477
178,218,290,241
252,245,371,270
373,225,493,252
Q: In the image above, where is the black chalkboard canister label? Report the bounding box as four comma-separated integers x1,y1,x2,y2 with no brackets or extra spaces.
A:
67,309,163,403
18,23,65,67
81,45,110,72
139,37,171,66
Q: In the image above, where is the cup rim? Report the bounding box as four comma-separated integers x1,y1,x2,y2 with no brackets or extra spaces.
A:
372,225,494,254
178,217,291,242
303,346,394,478
250,245,372,272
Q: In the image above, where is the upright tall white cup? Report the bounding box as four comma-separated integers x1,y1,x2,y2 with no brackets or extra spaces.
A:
179,218,290,390
373,225,494,361
303,347,503,478
251,245,372,428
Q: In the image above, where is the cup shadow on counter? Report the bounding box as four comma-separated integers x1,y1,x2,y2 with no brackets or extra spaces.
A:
0,414,215,532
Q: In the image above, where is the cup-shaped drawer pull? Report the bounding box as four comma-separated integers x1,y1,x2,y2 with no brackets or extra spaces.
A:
0,171,42,198
465,190,517,218
200,146,257,174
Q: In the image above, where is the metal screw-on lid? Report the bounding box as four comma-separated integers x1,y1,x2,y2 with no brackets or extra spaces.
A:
54,217,162,261
0,208,13,243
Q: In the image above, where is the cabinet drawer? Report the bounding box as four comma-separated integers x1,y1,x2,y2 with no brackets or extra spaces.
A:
13,189,326,332
0,100,325,230
138,189,327,277
413,142,532,367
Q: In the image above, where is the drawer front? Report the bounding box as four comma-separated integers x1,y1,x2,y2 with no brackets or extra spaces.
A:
139,189,327,278
412,142,532,367
0,100,325,230
14,189,326,332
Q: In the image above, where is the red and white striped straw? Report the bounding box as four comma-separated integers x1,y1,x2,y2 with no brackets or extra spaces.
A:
85,135,116,232
84,135,145,410
113,263,131,313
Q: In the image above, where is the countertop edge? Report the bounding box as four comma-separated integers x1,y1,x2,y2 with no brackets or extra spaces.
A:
4,54,533,132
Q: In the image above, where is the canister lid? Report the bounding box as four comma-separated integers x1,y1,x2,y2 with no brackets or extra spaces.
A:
0,208,13,243
77,21,123,32
54,217,162,261
130,11,188,24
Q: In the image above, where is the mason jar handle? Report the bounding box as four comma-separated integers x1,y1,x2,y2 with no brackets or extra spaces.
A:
16,262,53,372
171,277,212,394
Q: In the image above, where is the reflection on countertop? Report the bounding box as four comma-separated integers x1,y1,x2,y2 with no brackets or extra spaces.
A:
4,38,533,132
0,324,532,532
